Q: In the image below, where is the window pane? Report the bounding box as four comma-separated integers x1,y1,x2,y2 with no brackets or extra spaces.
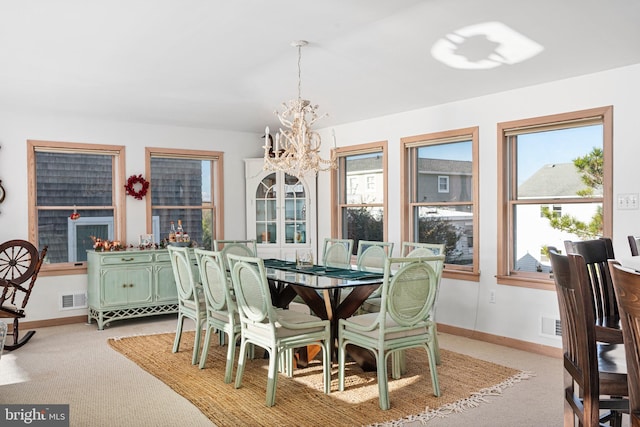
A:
415,205,473,266
39,209,113,263
342,207,384,254
150,158,204,206
416,141,472,203
516,125,603,199
345,153,383,204
152,208,210,248
513,202,602,273
36,152,113,206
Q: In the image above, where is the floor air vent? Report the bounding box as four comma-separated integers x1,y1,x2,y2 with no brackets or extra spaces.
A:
60,292,87,310
541,315,562,338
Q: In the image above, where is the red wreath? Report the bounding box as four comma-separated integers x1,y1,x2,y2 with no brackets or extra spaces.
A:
124,174,149,200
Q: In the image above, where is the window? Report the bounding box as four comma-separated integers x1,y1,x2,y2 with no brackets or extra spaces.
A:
147,148,223,250
366,176,375,191
332,141,387,254
497,106,612,289
28,140,125,274
402,127,479,280
438,176,450,193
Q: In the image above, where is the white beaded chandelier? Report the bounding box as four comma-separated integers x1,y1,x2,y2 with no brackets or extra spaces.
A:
263,40,337,177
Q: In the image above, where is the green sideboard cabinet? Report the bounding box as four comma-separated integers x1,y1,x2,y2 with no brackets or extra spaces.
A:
87,250,181,330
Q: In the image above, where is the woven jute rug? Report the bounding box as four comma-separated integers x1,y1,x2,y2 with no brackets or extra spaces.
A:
108,331,531,426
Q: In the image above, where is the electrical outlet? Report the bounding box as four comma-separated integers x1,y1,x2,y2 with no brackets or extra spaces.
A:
617,193,639,210
489,290,496,304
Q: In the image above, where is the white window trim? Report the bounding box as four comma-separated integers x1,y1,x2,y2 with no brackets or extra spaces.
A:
67,216,114,262
438,175,450,193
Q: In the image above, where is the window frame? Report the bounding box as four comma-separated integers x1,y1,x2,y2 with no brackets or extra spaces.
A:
27,140,126,276
331,141,388,246
145,147,224,250
401,127,480,281
496,106,613,290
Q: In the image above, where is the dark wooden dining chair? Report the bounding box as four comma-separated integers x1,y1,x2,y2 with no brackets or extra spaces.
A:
627,235,640,257
0,240,48,350
566,238,623,344
609,261,640,426
549,250,628,427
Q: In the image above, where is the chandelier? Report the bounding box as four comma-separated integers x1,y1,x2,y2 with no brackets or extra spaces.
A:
263,40,337,177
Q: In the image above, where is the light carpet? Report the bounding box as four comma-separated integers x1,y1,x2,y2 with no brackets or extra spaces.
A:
108,331,532,426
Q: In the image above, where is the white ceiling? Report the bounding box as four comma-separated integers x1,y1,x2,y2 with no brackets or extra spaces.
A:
1,0,639,134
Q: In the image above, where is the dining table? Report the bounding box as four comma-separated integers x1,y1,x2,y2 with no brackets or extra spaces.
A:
262,258,385,371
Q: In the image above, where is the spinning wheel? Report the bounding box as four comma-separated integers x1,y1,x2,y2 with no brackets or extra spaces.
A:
0,239,47,351
0,240,39,285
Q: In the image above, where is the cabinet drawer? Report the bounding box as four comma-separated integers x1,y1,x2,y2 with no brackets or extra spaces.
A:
155,251,171,263
100,253,155,265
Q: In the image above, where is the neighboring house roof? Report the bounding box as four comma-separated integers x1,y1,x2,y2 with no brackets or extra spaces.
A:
418,158,471,176
518,163,599,198
515,252,552,273
346,155,383,174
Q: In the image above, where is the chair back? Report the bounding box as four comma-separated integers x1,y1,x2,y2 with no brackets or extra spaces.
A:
609,262,640,421
377,257,438,329
549,251,601,425
322,238,353,268
403,242,445,276
568,238,620,330
228,254,274,327
356,240,394,273
194,248,234,314
167,245,201,311
628,235,640,257
214,240,257,271
401,242,445,257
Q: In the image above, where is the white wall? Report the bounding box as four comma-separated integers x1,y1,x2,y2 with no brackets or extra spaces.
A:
316,63,640,348
3,63,640,347
0,111,262,322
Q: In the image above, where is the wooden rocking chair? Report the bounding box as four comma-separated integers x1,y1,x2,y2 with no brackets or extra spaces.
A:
0,239,48,351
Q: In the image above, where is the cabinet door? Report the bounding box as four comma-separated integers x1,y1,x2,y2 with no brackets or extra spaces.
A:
254,172,278,244
283,173,308,244
101,267,153,307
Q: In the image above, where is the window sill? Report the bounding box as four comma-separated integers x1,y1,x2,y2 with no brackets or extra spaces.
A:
443,269,480,282
496,274,555,291
41,263,88,277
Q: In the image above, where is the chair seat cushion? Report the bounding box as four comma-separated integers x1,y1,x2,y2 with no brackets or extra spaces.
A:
342,312,428,340
208,309,238,323
359,297,381,313
245,310,328,338
182,297,206,311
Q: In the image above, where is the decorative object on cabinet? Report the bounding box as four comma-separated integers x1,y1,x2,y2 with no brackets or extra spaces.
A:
0,240,48,350
245,158,316,260
263,40,336,178
87,249,188,330
124,174,149,200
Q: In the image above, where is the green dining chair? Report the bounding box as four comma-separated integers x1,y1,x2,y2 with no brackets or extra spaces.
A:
338,256,441,410
228,254,332,407
168,245,206,365
322,238,354,268
194,248,244,382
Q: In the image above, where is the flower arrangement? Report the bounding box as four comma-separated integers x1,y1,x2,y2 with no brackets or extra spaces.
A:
124,174,149,200
91,236,127,252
